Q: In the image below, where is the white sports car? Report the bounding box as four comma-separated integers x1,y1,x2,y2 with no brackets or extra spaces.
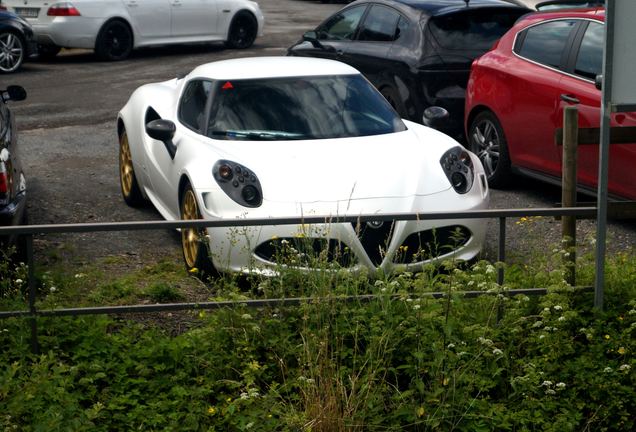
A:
117,57,489,277
3,0,264,60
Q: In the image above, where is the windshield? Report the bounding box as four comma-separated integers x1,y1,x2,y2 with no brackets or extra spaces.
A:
206,75,406,140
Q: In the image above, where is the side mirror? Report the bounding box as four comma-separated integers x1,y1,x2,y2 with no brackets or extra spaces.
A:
2,85,27,102
146,119,176,142
595,74,602,91
302,31,318,42
146,119,177,160
422,106,449,130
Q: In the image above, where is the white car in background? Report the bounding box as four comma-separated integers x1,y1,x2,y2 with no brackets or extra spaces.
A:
3,0,264,60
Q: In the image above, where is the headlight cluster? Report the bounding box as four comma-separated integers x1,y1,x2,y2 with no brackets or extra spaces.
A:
213,160,263,207
440,147,474,194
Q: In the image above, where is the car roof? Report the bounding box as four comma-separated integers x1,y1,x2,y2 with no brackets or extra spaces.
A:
519,6,605,26
394,0,531,16
187,57,360,81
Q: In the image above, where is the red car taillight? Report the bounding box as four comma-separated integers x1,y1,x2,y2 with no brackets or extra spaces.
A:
47,2,81,16
0,161,9,198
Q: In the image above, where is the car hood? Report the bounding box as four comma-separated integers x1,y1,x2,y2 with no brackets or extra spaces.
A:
203,125,457,204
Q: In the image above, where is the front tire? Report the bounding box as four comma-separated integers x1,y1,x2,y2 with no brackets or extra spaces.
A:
225,12,257,49
0,31,25,73
180,184,217,278
95,20,133,61
119,130,145,206
468,111,512,188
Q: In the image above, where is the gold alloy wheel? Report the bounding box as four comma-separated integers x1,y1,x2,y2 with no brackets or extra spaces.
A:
119,132,134,197
181,188,202,269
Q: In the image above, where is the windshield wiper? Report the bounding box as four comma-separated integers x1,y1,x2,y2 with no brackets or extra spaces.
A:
208,130,305,140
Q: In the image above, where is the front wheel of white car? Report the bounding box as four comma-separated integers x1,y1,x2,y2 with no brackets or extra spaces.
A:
180,183,217,279
225,12,257,49
119,130,145,207
0,31,25,73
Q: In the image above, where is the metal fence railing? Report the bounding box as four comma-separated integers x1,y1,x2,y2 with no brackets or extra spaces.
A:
0,206,598,353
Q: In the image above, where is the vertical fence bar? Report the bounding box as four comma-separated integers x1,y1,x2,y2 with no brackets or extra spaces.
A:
562,105,578,286
497,217,506,285
496,217,506,324
26,234,39,355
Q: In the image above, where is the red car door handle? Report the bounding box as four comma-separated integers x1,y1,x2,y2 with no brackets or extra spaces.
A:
561,94,580,104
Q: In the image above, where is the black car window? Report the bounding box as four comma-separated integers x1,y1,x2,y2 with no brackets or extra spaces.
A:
515,20,577,69
396,16,409,41
428,9,526,51
178,80,212,132
574,21,603,80
318,5,366,41
357,5,401,42
206,75,406,140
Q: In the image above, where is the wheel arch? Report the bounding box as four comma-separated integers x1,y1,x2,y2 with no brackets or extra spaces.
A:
226,9,258,39
178,174,193,208
465,104,494,139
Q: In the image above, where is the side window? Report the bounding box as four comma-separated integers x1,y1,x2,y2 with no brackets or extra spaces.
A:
515,20,578,69
396,16,409,41
574,21,603,80
178,80,212,132
318,5,366,41
357,5,401,42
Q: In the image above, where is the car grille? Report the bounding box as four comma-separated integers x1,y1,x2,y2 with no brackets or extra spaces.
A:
255,237,356,268
393,225,471,264
351,220,395,266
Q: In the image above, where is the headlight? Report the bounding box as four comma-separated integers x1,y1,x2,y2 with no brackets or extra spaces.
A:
440,147,474,194
213,160,263,207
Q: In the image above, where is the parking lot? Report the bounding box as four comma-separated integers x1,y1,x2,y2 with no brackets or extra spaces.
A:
4,0,634,269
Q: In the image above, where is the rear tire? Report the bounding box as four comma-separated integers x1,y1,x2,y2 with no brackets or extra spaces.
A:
225,12,257,49
180,183,217,279
95,20,133,61
468,111,512,188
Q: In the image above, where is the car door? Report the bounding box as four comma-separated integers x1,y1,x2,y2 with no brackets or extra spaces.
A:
292,4,368,61
146,80,212,214
559,19,636,199
506,19,580,176
171,0,219,38
344,4,401,85
123,0,171,40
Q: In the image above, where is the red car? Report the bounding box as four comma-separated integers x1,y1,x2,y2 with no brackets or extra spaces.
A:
465,6,636,200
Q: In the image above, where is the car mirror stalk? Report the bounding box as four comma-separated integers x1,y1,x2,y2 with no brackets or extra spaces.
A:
146,119,177,160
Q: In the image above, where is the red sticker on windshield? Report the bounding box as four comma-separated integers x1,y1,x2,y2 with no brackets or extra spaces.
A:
222,81,234,90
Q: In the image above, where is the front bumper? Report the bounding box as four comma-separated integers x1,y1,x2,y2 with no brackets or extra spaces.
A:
0,190,27,245
199,180,489,276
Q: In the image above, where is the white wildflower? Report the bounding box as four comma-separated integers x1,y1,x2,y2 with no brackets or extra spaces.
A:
241,313,252,320
447,343,455,349
603,367,613,373
543,307,551,314
556,382,566,390
478,337,493,346
540,381,553,387
240,392,249,400
49,286,57,293
374,280,384,287
413,304,420,310
467,280,475,286
492,348,503,356
14,279,23,285
619,364,631,372
553,305,563,311
533,321,544,328
558,316,566,322
486,265,495,274
539,335,546,340
74,273,86,278
545,389,556,395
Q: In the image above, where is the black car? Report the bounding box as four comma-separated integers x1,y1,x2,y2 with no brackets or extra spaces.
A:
288,0,531,140
0,9,35,73
0,85,27,252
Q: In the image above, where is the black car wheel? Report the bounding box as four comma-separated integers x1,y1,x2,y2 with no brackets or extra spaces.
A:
95,20,133,61
225,12,257,49
0,31,25,73
180,183,217,278
468,111,512,188
119,130,145,206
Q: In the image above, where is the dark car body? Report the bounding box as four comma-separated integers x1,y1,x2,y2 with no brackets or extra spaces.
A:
0,85,27,249
465,7,636,201
287,0,531,140
0,9,36,73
